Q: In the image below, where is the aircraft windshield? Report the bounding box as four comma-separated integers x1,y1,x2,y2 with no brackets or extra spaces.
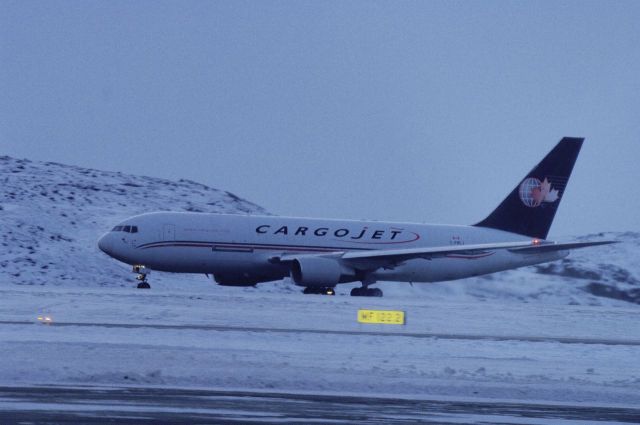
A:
111,225,138,233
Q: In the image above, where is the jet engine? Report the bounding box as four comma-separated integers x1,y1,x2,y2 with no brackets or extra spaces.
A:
290,257,354,287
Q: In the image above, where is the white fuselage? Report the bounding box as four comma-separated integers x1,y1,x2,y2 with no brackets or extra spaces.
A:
98,212,566,285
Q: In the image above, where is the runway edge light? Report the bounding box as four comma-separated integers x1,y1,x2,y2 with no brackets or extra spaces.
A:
357,309,405,325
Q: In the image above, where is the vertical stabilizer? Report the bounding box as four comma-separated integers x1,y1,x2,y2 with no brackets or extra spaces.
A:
474,137,583,239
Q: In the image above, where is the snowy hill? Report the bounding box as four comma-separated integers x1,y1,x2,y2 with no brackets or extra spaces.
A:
0,156,266,287
1,155,638,306
406,231,640,307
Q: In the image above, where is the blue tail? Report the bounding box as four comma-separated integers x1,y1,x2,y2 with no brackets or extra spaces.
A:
474,137,584,239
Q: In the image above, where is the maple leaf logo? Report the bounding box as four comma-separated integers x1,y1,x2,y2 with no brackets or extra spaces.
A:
542,178,559,203
519,177,561,207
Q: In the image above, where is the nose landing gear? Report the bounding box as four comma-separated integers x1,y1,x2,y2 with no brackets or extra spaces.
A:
133,265,150,289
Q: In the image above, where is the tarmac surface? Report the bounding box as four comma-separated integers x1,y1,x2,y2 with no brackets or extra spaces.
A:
2,320,640,346
1,385,639,424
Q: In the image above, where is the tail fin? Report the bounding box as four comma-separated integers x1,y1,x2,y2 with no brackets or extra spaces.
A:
474,137,584,239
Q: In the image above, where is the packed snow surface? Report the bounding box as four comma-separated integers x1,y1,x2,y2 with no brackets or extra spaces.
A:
1,155,639,409
1,283,639,407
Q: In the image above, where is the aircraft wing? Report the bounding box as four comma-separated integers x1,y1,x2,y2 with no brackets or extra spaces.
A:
276,239,617,268
507,240,616,254
341,240,535,261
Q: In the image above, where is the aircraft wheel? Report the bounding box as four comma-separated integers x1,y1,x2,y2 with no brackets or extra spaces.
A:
303,287,335,295
137,281,151,289
351,287,382,297
368,288,383,297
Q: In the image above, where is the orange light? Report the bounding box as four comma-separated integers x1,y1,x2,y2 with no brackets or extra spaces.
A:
532,239,541,245
37,315,53,324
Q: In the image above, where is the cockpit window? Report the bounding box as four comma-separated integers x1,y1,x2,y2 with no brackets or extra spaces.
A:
111,225,138,233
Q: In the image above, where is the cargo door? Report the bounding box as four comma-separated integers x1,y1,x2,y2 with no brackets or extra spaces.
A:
163,224,176,241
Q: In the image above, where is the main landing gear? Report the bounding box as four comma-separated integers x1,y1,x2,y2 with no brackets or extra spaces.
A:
303,287,336,296
300,286,383,297
350,287,383,297
133,265,150,289
350,275,383,297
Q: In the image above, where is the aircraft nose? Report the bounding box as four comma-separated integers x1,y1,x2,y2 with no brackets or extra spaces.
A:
98,233,112,255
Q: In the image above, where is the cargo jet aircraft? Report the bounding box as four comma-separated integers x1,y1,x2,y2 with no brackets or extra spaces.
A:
98,138,614,296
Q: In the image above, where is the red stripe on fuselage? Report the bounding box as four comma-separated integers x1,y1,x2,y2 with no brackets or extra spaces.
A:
140,241,347,253
445,252,494,259
139,241,496,260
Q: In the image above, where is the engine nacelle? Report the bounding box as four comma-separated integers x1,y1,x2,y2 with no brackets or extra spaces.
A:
290,257,353,287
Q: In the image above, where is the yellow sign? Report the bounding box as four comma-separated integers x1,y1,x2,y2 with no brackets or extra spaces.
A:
357,309,405,325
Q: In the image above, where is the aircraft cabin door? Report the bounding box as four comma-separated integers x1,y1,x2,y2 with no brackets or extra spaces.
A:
163,224,176,241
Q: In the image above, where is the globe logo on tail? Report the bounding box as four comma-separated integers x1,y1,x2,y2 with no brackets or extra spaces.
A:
519,177,560,208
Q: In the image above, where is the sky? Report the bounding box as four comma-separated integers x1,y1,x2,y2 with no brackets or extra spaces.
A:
2,0,639,237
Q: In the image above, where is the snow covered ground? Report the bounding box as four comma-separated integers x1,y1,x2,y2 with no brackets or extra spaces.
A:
2,155,640,418
1,282,639,408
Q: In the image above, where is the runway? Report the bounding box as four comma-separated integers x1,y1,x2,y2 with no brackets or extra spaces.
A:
1,320,639,347
2,287,640,414
1,385,639,424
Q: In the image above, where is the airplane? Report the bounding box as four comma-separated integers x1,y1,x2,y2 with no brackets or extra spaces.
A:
98,137,614,296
